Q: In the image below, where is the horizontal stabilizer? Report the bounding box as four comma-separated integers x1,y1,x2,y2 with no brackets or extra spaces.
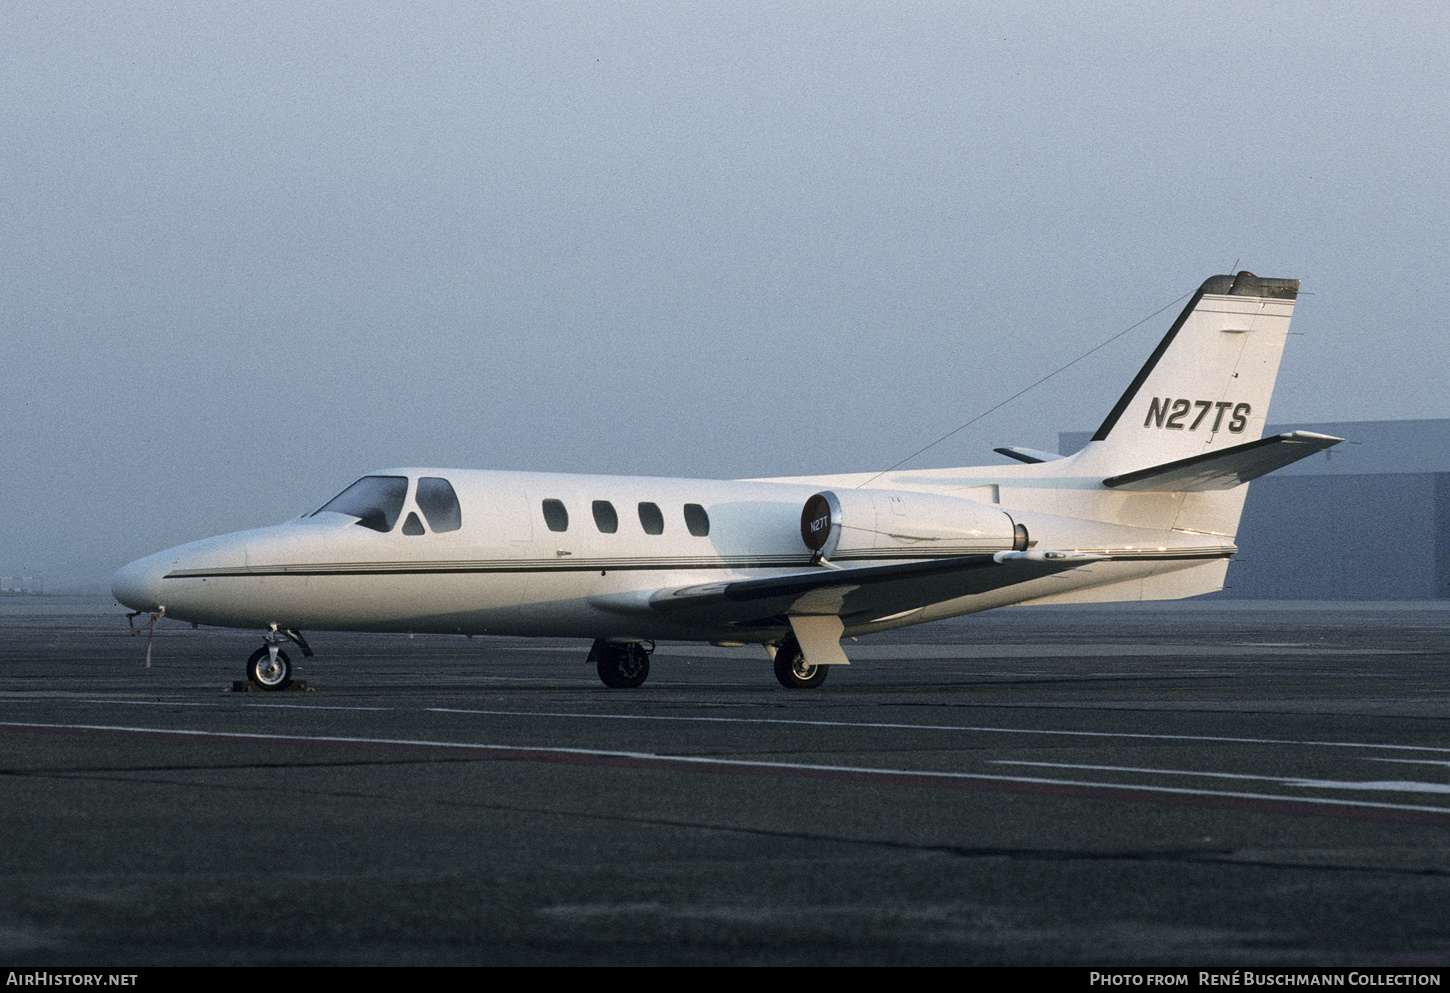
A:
994,446,1064,464
1102,431,1343,492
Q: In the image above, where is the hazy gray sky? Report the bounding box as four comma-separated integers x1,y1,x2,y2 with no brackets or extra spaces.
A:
4,2,1448,585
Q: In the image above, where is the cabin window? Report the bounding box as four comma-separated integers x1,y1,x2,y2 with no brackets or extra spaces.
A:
542,499,569,532
638,501,664,535
312,475,408,533
417,477,462,533
401,512,426,536
592,500,619,533
684,503,710,537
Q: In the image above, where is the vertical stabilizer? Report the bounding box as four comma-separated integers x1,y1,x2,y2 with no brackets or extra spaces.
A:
1058,272,1300,548
1076,272,1299,476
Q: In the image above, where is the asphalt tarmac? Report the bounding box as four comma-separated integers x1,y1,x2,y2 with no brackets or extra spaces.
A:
2,596,1449,966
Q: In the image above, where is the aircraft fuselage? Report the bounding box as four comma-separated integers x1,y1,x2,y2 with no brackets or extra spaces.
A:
111,467,1231,644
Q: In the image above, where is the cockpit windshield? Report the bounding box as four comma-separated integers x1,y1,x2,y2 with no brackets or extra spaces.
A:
312,476,408,532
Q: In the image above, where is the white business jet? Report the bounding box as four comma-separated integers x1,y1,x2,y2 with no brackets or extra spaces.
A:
112,272,1340,691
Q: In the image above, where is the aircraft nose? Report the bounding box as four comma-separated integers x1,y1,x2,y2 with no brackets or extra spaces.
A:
111,556,166,612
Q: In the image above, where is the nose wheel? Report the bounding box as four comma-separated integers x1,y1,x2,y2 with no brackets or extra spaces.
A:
238,629,313,691
247,645,293,689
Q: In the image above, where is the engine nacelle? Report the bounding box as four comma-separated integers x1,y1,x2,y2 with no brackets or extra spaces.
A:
800,489,1027,560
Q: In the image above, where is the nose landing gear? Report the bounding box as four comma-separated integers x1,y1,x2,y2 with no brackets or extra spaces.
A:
246,644,293,689
237,628,313,691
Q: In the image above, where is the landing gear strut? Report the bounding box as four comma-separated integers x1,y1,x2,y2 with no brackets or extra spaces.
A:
243,628,313,691
773,635,829,689
590,639,651,689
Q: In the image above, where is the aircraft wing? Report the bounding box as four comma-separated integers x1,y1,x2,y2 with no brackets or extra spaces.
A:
1102,431,1343,492
638,550,1106,630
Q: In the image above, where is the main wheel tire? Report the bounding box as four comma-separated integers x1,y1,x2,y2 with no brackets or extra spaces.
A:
247,646,293,690
593,641,649,689
773,637,828,689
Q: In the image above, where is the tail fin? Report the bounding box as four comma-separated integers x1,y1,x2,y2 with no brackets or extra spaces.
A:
1025,273,1313,603
1061,272,1308,546
1076,272,1299,476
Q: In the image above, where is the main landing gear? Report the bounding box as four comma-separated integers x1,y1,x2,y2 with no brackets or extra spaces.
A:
772,634,829,689
588,636,831,689
242,628,313,691
590,639,652,688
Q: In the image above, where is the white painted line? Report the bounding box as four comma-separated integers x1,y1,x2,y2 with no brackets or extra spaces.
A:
6,720,1450,819
14,698,1450,756
991,761,1450,795
426,706,1450,755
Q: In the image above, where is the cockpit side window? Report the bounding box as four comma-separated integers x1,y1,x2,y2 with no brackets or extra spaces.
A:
312,475,408,533
417,477,463,533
